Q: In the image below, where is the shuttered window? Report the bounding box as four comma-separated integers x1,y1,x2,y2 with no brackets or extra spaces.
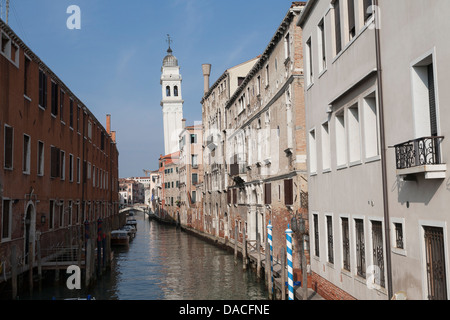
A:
227,189,232,204
264,183,272,205
348,0,355,39
51,81,58,116
4,125,13,169
233,189,237,204
428,64,437,137
284,179,293,205
39,69,47,109
50,146,61,178
334,0,342,54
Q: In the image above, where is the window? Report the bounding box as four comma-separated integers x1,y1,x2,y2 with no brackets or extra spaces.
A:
59,201,64,227
87,120,92,140
69,99,74,128
166,86,171,97
363,0,374,22
24,56,31,97
342,217,350,271
23,134,31,174
348,104,361,163
318,19,327,72
51,81,58,116
424,226,448,300
77,158,81,183
321,122,331,171
60,150,66,180
336,112,347,167
363,93,379,159
2,199,12,239
192,154,198,167
49,200,55,229
192,191,197,203
394,222,404,250
69,154,74,182
1,33,11,58
327,216,334,264
190,134,197,144
284,32,290,60
371,220,385,288
174,86,179,97
334,0,342,55
4,125,13,170
284,179,293,206
50,146,60,178
314,214,320,257
265,65,269,87
306,37,313,85
412,56,439,139
257,76,261,95
68,201,73,226
348,0,356,39
77,106,81,133
39,69,48,109
60,90,65,122
37,141,44,176
309,129,317,174
264,183,272,205
192,173,198,184
355,218,366,278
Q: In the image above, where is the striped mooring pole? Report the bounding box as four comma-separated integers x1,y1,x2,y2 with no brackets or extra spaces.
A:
267,221,274,296
286,225,294,300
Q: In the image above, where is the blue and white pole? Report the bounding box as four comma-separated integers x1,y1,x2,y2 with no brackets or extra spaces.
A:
286,225,294,300
267,221,274,295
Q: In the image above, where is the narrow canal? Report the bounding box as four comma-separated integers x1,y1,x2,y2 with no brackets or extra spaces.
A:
17,212,268,300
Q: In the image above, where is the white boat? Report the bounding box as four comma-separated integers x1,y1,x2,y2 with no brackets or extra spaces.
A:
121,225,136,239
111,230,129,246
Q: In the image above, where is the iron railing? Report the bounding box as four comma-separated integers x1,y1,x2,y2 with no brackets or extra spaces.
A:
394,136,444,170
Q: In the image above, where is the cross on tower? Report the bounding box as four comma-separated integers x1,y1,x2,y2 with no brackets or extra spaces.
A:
166,34,173,49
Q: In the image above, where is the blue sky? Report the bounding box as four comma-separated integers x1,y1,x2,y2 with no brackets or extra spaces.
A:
5,0,299,178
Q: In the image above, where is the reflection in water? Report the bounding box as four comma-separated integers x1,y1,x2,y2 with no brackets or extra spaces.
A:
14,214,267,300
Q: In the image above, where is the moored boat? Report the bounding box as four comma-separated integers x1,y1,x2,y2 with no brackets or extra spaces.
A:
111,230,130,246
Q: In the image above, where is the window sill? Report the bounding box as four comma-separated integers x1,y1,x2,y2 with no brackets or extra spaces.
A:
318,68,327,79
306,82,314,91
336,164,348,171
349,160,362,168
392,247,407,257
24,95,32,102
365,155,381,164
38,105,46,111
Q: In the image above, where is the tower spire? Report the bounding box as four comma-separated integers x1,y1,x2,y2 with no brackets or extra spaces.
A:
166,34,173,52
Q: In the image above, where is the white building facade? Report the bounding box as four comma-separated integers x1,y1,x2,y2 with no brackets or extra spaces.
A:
299,0,450,300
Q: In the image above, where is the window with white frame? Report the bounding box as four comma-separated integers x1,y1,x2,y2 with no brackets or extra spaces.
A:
4,124,14,170
335,111,347,167
60,150,66,180
318,19,327,73
363,93,379,159
37,141,44,176
321,121,331,171
326,215,334,264
69,154,74,182
348,104,361,164
23,134,31,174
1,199,12,240
306,37,313,86
309,129,317,174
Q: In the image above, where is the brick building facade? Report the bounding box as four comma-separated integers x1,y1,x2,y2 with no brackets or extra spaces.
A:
0,19,120,284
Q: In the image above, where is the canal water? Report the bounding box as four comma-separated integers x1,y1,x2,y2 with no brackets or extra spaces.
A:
16,213,268,300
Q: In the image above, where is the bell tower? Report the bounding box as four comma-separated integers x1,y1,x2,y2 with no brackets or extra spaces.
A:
161,35,184,155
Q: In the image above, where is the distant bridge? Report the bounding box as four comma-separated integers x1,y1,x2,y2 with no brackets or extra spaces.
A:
119,204,148,214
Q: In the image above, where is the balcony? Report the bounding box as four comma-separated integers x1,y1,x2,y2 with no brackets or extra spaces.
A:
394,136,446,179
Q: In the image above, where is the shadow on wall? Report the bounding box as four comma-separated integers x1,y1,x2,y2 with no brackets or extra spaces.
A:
394,175,444,206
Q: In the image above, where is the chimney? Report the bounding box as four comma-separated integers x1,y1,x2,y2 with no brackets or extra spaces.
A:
182,119,186,129
106,114,111,135
202,64,211,94
111,131,116,143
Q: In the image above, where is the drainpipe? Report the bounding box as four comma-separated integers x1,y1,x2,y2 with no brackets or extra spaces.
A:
373,0,393,299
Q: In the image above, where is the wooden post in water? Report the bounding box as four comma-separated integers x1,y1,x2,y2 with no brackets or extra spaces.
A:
37,233,42,283
11,245,17,300
242,227,247,270
234,226,238,266
265,240,273,300
85,239,91,287
29,241,34,293
281,247,286,300
256,233,261,279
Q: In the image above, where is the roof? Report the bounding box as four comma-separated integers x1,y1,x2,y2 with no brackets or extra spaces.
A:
296,0,317,27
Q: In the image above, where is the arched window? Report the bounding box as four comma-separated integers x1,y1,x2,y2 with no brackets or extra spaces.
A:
166,86,171,97
174,86,179,97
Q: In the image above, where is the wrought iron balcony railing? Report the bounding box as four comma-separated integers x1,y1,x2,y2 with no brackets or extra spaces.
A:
394,136,444,170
